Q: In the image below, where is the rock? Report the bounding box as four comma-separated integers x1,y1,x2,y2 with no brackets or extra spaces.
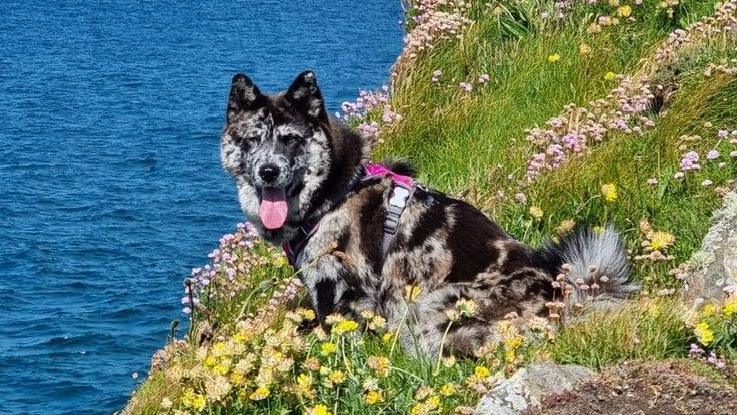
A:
684,191,737,303
474,362,595,415
529,360,737,415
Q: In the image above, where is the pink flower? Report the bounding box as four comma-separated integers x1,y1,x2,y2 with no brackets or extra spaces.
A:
707,150,719,160
459,82,473,92
680,151,701,171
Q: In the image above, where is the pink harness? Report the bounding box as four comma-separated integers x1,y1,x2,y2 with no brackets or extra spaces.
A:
363,162,415,188
282,162,415,266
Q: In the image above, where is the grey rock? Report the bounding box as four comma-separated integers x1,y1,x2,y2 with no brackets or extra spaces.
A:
474,362,595,415
684,191,737,303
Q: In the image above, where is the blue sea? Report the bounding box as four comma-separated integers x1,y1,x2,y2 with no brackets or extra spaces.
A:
0,1,402,413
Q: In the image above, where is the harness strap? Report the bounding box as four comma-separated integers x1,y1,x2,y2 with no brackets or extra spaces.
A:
282,220,318,267
283,162,415,266
382,183,413,256
363,163,415,256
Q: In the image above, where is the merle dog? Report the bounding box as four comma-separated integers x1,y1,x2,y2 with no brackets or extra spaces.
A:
220,71,636,356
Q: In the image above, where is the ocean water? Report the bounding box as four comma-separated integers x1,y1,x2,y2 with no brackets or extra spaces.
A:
0,1,402,413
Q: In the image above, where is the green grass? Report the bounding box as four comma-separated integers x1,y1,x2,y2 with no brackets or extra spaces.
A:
377,0,737,289
509,72,737,287
542,298,693,369
380,0,720,191
124,1,737,414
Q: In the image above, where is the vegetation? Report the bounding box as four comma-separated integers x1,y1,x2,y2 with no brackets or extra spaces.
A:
124,1,737,414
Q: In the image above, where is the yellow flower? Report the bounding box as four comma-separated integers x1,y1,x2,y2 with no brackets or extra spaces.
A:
229,372,245,385
604,71,617,81
474,365,491,378
296,373,315,399
212,341,227,354
504,336,524,351
332,319,359,335
203,355,217,368
233,330,248,343
694,322,715,346
382,331,396,343
702,303,719,317
440,383,457,396
404,284,423,303
411,394,441,414
426,395,441,409
212,363,229,376
320,342,338,356
617,5,632,17
601,183,618,202
297,308,316,321
306,404,331,415
410,404,426,415
328,370,346,384
364,390,385,405
297,373,313,388
724,296,737,317
579,43,591,55
547,53,561,63
649,231,675,251
249,385,270,401
181,388,207,411
529,205,543,220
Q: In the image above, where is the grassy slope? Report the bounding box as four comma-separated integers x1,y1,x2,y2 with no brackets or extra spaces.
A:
378,0,737,287
125,1,737,414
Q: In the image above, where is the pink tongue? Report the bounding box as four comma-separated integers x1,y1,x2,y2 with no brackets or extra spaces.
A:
259,187,288,230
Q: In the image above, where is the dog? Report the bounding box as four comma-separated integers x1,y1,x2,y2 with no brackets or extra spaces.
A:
220,71,637,356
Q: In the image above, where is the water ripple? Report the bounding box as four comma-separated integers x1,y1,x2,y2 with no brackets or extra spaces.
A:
0,0,402,413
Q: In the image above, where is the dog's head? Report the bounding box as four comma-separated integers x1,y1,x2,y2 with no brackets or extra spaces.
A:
220,71,333,242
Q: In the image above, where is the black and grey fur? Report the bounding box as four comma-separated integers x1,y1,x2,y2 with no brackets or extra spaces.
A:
220,71,637,356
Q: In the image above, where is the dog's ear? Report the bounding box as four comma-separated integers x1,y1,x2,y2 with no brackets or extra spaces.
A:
227,73,265,122
285,71,328,124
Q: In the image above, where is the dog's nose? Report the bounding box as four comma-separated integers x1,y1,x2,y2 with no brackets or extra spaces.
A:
258,164,280,183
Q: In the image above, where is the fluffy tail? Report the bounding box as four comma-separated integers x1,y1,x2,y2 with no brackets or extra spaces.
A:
542,226,638,304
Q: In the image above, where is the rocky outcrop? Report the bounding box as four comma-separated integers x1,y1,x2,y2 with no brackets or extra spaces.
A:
683,191,737,303
474,362,595,415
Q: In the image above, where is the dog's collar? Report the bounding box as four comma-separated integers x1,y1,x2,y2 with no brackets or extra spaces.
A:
282,162,415,267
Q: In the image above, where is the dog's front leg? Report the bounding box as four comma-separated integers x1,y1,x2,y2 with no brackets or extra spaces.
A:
301,255,349,321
